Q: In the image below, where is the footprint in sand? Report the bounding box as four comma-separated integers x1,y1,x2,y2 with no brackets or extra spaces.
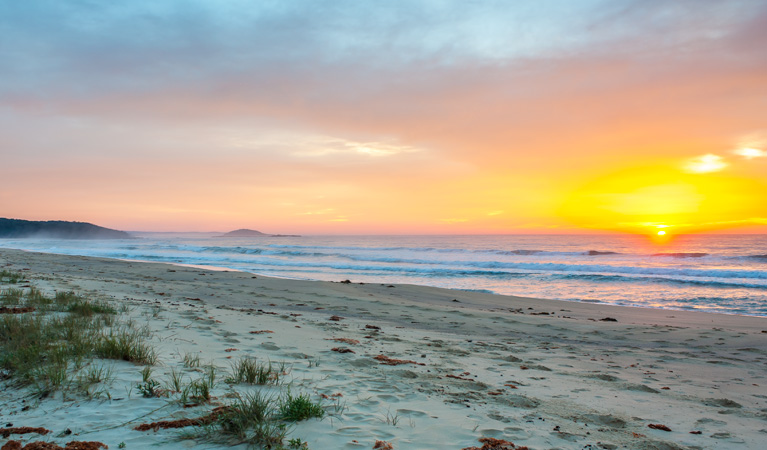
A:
702,398,742,408
695,417,727,427
260,342,280,351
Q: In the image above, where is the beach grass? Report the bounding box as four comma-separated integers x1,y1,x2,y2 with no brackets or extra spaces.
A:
230,356,286,385
279,392,325,422
166,366,184,392
0,287,159,397
182,351,201,368
182,390,295,448
0,269,25,284
95,326,158,365
0,289,121,396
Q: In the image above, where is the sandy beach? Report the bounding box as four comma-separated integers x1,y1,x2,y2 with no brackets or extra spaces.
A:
1,247,766,450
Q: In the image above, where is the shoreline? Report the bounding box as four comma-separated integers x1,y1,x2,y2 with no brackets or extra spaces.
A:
4,246,766,320
2,248,766,449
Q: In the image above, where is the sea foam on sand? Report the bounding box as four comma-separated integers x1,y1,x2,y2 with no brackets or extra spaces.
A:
1,248,765,450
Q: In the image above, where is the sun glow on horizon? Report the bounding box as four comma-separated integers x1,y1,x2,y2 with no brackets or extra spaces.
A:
559,163,767,236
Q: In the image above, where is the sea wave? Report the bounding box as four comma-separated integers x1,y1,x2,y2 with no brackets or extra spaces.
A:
652,252,709,258
265,243,622,257
555,273,766,289
100,250,767,288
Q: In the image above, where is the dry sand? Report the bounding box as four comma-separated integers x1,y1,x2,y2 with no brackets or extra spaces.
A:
1,248,766,449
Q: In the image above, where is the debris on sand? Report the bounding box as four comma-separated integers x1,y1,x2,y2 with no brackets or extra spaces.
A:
1,442,108,450
0,428,51,438
320,392,343,399
374,355,425,366
329,337,360,345
648,423,672,432
0,306,36,314
446,372,474,381
461,437,530,450
332,347,355,354
134,407,229,431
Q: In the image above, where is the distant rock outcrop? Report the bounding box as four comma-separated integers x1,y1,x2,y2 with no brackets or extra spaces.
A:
219,229,300,238
221,229,267,237
0,218,131,239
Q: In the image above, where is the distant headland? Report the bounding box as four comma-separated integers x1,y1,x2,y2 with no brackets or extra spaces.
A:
218,229,300,238
0,218,131,239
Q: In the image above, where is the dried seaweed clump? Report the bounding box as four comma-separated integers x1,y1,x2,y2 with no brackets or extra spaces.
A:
374,355,425,366
373,441,394,450
330,338,360,345
461,437,529,450
446,372,473,381
1,442,107,450
134,407,228,431
0,306,36,314
0,428,51,438
648,423,672,432
331,347,355,354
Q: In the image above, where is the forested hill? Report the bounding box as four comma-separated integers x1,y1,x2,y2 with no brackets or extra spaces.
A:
0,218,131,239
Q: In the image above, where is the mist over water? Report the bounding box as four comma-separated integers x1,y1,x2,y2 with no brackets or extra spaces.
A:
1,233,765,316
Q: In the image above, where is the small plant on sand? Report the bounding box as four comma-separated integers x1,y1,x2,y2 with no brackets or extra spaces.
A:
0,270,25,284
166,367,184,393
188,378,212,403
141,365,153,382
0,287,24,305
66,297,117,316
77,365,114,386
231,357,283,385
179,375,214,405
279,392,325,422
75,363,115,396
24,287,53,308
181,391,289,448
183,351,201,368
288,437,309,449
138,379,162,398
96,327,158,365
382,408,400,426
204,364,218,387
31,362,69,396
82,363,114,384
138,365,162,397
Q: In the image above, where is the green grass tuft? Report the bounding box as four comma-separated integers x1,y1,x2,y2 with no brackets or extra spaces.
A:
230,357,284,385
95,327,158,365
0,270,25,284
279,392,325,422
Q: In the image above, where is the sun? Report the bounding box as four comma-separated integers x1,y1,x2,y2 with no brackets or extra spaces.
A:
657,230,666,236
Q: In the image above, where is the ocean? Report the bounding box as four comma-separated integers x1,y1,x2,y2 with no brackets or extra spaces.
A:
1,233,765,317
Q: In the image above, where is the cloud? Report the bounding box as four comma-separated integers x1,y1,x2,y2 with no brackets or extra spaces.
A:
290,137,421,158
734,148,766,159
683,154,728,173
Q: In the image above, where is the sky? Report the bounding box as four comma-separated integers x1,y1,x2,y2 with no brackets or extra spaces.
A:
1,0,765,235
